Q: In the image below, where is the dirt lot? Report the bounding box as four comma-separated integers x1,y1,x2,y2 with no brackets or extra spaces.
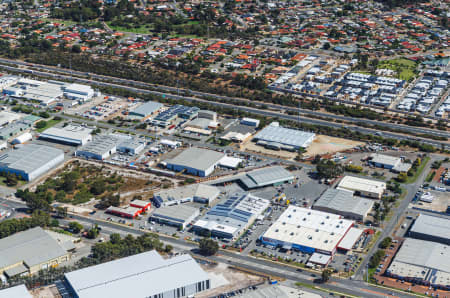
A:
240,139,298,160
305,135,364,156
31,285,60,298
196,263,264,297
412,190,449,212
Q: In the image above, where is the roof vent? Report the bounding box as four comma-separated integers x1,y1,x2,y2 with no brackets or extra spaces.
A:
275,229,279,232
297,225,301,228
326,215,330,219
290,232,294,236
321,221,325,225
324,240,328,243
315,229,319,232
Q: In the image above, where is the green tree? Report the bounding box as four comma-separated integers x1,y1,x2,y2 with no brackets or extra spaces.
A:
55,206,67,218
199,238,219,256
35,120,47,129
68,221,83,234
379,237,392,249
321,269,332,283
316,160,344,179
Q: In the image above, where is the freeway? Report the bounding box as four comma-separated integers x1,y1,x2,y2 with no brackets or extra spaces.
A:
0,63,449,150
0,57,448,140
0,197,416,298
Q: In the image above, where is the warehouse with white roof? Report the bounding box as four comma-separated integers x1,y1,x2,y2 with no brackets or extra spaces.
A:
337,176,386,199
408,214,450,245
64,251,211,298
129,101,163,119
0,144,64,181
39,125,93,146
261,206,354,255
165,147,226,177
150,204,199,229
153,184,220,207
75,135,119,160
386,238,450,290
313,188,374,221
253,122,315,150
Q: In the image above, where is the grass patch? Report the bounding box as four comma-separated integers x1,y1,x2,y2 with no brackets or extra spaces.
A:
107,22,152,34
35,118,63,133
378,58,418,81
0,176,26,187
405,156,430,184
425,170,436,182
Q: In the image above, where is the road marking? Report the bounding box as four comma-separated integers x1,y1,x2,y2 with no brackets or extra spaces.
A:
359,287,398,297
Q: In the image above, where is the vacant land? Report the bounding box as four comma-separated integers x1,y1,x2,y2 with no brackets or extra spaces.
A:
306,135,364,156
378,58,418,81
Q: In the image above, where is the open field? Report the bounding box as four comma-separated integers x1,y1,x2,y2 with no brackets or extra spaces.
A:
306,135,364,156
239,139,298,160
378,58,418,81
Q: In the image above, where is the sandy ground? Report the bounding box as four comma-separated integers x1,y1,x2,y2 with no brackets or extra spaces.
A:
197,263,264,297
31,285,60,298
240,139,298,160
411,190,449,212
306,135,364,156
240,134,363,160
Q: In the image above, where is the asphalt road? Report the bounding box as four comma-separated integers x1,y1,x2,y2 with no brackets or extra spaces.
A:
0,197,416,298
0,58,448,144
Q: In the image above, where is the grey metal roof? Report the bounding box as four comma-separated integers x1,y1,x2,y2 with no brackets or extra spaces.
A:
254,123,315,148
77,135,119,156
65,251,209,298
314,189,374,217
0,227,69,270
393,238,450,274
167,147,225,171
0,144,64,174
40,125,92,143
154,184,220,203
130,101,163,117
240,166,294,189
410,214,450,241
151,204,198,222
0,285,32,298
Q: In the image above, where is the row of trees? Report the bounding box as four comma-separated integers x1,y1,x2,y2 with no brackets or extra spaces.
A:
0,210,51,239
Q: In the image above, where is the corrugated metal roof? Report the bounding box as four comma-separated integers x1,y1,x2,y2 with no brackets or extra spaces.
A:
0,144,64,174
254,123,315,148
130,101,163,117
65,251,209,298
0,284,32,298
314,189,374,217
410,214,450,242
167,147,225,172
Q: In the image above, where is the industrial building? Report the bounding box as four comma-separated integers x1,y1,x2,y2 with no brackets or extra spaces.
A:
0,284,32,298
106,206,142,219
64,251,211,298
0,111,21,127
386,238,450,290
313,189,374,221
197,110,217,121
117,139,145,155
39,125,93,146
260,206,354,255
153,184,220,207
0,144,64,181
75,135,119,160
0,227,72,278
337,176,386,199
165,147,226,177
193,193,270,239
213,166,295,190
129,200,151,212
11,132,32,144
253,122,315,150
150,204,199,229
63,83,95,101
369,153,411,173
0,120,33,140
129,101,163,119
241,117,260,127
408,214,450,245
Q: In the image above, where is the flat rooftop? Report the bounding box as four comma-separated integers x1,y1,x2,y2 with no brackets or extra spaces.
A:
152,204,199,222
0,284,31,298
166,147,225,172
239,166,295,189
64,251,209,298
314,188,374,217
0,227,68,270
370,153,401,167
130,101,163,116
0,144,64,174
262,206,354,253
254,122,315,148
154,184,220,203
409,214,450,243
77,135,119,156
388,238,450,286
338,176,386,195
40,125,93,141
